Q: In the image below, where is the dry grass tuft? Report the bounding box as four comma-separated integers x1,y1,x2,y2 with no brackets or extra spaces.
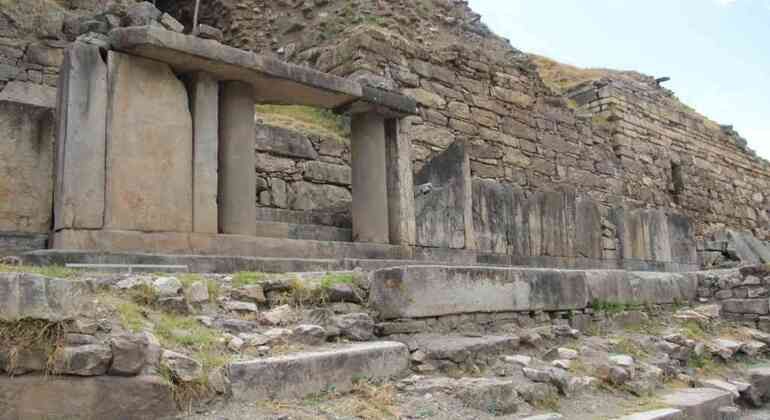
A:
255,105,349,143
0,319,66,375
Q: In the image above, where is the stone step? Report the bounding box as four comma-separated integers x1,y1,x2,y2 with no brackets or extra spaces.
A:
227,341,409,401
614,408,684,420
369,265,698,320
254,220,352,242
660,388,734,420
21,250,487,273
0,375,176,420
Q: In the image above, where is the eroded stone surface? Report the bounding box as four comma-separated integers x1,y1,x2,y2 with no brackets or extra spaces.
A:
0,273,90,322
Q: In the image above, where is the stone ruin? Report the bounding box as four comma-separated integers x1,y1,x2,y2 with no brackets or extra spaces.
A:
1,1,770,419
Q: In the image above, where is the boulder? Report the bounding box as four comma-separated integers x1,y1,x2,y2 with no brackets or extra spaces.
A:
224,300,259,313
187,281,209,303
109,333,148,376
153,276,181,297
232,285,267,303
262,304,294,325
123,2,162,27
333,313,375,341
292,324,327,346
160,350,202,382
454,377,520,415
0,273,91,322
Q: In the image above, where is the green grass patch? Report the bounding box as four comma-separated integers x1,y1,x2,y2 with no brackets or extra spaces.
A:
116,301,147,333
319,273,355,289
590,300,630,314
154,313,222,350
232,271,268,288
0,264,81,279
680,320,708,340
178,274,219,302
255,105,349,143
612,337,649,359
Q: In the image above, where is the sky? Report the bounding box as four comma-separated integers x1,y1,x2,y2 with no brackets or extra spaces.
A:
467,0,770,160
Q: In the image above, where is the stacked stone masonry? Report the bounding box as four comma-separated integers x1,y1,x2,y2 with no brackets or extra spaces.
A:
0,0,768,266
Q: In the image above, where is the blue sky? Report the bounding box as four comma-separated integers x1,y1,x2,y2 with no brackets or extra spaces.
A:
468,0,770,160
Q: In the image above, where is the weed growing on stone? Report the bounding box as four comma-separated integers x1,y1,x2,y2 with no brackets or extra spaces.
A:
178,273,219,302
0,319,65,375
680,320,708,340
255,104,349,142
115,300,147,333
590,300,630,314
612,337,649,359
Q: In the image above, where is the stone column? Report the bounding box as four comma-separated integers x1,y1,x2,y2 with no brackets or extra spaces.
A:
385,118,415,245
218,81,256,236
351,113,389,244
54,43,107,231
188,73,219,234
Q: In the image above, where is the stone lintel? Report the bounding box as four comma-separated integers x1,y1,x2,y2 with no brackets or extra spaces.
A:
336,86,418,117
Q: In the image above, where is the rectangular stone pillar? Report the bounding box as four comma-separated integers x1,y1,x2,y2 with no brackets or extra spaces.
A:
218,81,256,236
351,113,389,244
54,43,107,230
385,118,415,245
188,73,219,234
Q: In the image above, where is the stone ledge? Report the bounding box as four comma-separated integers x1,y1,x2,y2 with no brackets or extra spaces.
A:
228,342,409,401
0,81,57,109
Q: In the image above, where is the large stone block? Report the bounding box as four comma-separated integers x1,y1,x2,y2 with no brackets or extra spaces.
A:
229,342,409,400
302,161,351,185
0,375,176,420
290,181,351,213
660,388,733,420
0,102,54,233
585,270,698,306
369,266,588,320
472,179,513,254
414,141,472,249
54,43,107,231
385,118,416,246
351,113,390,244
614,208,697,265
255,124,319,160
0,273,91,322
104,51,193,233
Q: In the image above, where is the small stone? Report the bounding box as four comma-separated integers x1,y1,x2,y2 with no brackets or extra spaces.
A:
239,333,270,347
262,304,294,325
545,347,578,361
153,277,182,297
64,333,98,346
157,297,192,314
115,276,152,290
741,340,767,356
504,355,532,366
552,360,571,370
123,1,162,27
263,328,293,344
187,281,209,303
224,300,259,313
76,32,111,49
608,366,630,385
411,350,428,363
159,13,184,32
609,354,634,368
231,285,266,303
161,350,202,382
708,338,742,360
228,336,245,352
291,324,327,346
194,24,223,42
326,283,363,304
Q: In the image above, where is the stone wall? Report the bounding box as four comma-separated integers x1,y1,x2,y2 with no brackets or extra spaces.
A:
697,265,770,330
570,77,770,241
253,124,352,227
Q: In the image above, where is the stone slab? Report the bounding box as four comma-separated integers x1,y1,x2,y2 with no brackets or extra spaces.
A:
615,208,697,265
0,81,56,109
105,51,193,232
54,42,107,230
660,388,733,420
255,221,352,242
0,375,176,420
414,141,470,249
403,334,520,361
228,342,409,401
0,102,55,233
369,266,589,320
723,230,770,265
0,272,91,322
614,408,684,420
255,207,351,228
